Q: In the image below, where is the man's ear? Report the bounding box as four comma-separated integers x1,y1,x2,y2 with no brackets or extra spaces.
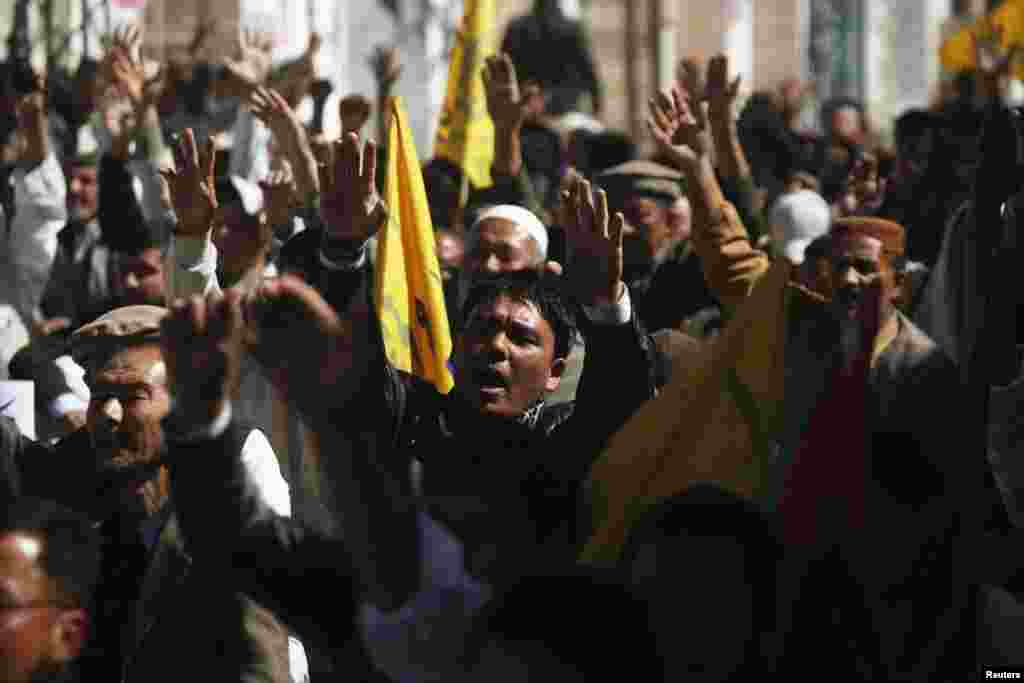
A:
51,609,88,663
545,356,567,392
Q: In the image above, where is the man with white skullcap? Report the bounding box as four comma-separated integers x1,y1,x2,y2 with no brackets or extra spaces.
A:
455,204,559,325
465,204,552,274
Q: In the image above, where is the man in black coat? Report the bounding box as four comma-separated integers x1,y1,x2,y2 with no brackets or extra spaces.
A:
158,141,659,681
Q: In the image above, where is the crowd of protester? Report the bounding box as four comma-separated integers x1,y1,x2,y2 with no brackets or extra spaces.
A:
2,0,1024,680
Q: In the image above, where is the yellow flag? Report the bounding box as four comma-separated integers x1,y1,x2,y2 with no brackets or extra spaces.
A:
376,96,455,394
433,0,496,192
940,0,1024,80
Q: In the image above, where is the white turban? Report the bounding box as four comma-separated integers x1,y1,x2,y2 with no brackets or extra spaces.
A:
469,205,549,259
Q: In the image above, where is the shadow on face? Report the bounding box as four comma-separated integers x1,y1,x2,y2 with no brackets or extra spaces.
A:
114,249,166,309
829,234,897,321
66,164,99,224
85,343,171,520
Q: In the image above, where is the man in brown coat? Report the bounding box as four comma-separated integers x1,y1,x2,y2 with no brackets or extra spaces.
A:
647,61,989,681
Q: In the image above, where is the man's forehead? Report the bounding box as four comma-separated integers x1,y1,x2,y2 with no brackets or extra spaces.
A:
470,295,547,326
70,164,98,179
474,218,531,245
91,345,166,382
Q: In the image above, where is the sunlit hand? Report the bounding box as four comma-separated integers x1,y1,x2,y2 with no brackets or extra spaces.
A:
318,133,388,243
159,129,218,237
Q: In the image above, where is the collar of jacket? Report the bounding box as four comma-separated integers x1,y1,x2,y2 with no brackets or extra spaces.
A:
439,393,575,443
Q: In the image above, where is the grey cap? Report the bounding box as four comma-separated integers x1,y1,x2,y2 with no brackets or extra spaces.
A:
71,305,168,368
596,160,685,202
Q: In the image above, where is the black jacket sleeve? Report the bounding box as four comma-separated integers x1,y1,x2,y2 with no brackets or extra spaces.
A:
547,307,659,496
97,154,151,253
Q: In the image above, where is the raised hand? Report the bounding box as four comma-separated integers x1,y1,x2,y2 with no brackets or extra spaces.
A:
14,71,49,166
677,56,709,131
250,86,319,197
243,275,363,427
704,53,742,124
220,27,273,99
106,24,158,109
269,33,320,107
339,94,373,137
319,132,388,243
647,86,711,172
836,154,883,217
562,177,625,306
260,164,298,228
161,290,245,430
189,19,219,59
369,45,403,92
482,53,540,133
160,129,218,237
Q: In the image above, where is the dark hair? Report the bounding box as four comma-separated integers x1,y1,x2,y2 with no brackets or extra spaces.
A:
0,498,101,609
620,485,781,648
464,568,663,678
463,271,578,360
893,109,937,150
569,130,637,178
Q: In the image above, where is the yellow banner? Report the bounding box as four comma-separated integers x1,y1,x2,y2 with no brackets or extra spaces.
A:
433,0,497,192
940,0,1024,80
376,96,455,394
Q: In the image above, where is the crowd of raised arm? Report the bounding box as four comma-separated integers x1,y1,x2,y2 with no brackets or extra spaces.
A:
2,4,1024,682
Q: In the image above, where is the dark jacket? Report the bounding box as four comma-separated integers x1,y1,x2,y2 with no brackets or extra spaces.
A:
166,226,660,664
627,240,717,334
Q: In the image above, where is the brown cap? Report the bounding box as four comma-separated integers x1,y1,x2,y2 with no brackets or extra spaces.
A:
71,305,168,368
830,216,905,256
596,160,685,203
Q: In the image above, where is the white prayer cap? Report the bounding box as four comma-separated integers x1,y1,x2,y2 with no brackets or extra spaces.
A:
469,204,549,259
768,189,831,264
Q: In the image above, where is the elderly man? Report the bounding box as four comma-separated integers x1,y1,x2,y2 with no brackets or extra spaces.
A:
157,134,658,682
597,159,714,333
0,305,294,683
647,64,992,680
0,497,101,683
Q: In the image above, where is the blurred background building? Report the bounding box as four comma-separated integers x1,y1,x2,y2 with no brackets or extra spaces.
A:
0,0,1005,153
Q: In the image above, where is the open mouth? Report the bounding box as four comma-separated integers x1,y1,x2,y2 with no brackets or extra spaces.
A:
472,367,508,393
